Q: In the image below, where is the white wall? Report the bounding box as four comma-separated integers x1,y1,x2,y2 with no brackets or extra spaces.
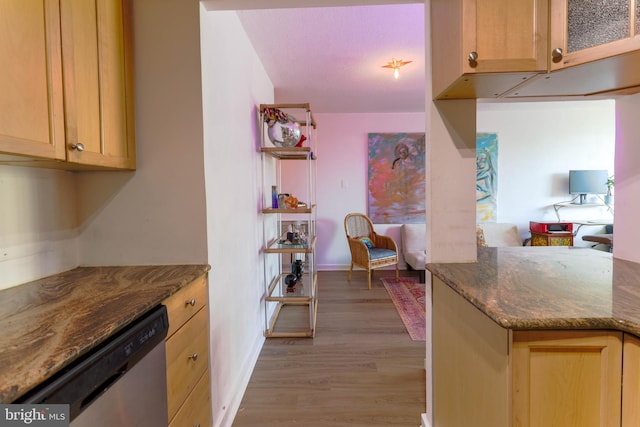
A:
310,112,426,270
0,167,79,289
200,9,272,427
76,0,208,266
614,93,640,262
477,100,615,246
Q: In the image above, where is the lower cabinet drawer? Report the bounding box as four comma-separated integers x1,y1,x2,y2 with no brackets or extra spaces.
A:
165,275,207,337
169,369,212,427
166,307,210,420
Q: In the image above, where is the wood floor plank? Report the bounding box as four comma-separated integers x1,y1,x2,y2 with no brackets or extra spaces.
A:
232,270,426,426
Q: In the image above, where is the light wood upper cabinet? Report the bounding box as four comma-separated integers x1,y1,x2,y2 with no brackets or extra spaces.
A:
508,0,640,98
432,0,548,99
0,0,135,170
60,0,134,169
549,0,640,71
0,0,66,160
432,0,640,99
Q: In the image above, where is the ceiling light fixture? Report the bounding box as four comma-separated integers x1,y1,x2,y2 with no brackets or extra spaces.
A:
382,58,412,80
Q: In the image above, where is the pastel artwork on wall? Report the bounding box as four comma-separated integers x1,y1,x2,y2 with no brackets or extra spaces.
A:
367,132,426,224
476,132,498,223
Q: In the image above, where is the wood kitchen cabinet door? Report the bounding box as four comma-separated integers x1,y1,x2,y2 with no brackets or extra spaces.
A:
432,278,511,427
432,0,548,98
169,369,212,427
512,330,622,427
623,333,640,426
503,0,640,98
60,0,135,170
464,0,548,72
0,0,66,160
549,0,640,71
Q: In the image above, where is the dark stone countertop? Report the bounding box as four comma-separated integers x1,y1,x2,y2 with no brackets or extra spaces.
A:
427,247,640,335
0,264,210,404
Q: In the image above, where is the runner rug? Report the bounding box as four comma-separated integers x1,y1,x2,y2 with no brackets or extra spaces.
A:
381,276,426,341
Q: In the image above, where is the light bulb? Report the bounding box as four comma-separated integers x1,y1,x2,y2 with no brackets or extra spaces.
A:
382,58,411,79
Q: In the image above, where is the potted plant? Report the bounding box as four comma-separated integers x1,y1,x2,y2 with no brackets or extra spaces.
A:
605,175,614,205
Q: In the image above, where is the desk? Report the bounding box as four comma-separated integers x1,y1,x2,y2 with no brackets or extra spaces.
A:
583,233,613,247
573,220,613,235
530,221,612,247
553,200,613,221
531,231,574,246
530,221,574,246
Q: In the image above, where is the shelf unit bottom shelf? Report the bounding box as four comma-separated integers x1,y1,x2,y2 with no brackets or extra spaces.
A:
265,300,318,338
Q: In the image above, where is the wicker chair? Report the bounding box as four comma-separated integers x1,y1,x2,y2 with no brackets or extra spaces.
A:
344,213,399,289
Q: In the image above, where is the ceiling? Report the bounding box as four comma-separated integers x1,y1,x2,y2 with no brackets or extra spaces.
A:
233,4,426,114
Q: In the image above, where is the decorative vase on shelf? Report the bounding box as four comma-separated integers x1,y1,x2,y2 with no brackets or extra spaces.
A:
604,194,613,206
267,114,302,147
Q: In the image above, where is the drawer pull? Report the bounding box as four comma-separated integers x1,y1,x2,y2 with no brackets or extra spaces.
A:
186,298,196,307
188,353,199,362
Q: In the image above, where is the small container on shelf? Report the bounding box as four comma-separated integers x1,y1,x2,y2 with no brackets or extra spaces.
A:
271,185,278,209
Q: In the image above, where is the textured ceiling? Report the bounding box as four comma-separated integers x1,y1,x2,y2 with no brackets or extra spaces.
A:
234,4,425,113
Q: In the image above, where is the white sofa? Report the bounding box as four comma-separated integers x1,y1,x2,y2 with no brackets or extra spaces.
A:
401,224,426,282
476,222,524,247
400,223,523,283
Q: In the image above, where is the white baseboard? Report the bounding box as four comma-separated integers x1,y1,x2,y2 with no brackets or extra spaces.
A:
317,263,351,270
421,413,431,427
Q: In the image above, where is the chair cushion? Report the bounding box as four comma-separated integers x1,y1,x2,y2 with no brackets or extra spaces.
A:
369,248,397,259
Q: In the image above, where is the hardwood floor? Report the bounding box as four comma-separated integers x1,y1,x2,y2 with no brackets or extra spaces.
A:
232,270,426,427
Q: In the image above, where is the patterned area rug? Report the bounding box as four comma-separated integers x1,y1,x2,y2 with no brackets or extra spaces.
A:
381,276,426,341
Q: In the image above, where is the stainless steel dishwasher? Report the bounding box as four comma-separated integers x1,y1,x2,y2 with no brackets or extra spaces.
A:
18,305,169,426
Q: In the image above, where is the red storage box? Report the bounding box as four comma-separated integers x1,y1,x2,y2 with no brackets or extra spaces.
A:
529,221,573,233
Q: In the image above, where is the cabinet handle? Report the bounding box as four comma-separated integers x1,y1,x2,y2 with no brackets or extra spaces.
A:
188,353,199,362
185,298,196,307
551,47,563,61
193,424,200,427
467,51,478,63
70,143,85,152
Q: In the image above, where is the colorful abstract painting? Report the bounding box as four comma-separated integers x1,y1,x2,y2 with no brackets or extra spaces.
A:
368,133,426,224
476,133,498,223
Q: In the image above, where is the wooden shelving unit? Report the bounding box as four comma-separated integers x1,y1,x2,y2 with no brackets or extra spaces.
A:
259,103,318,338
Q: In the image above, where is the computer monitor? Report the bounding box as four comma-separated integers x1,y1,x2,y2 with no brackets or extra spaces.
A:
569,169,608,204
